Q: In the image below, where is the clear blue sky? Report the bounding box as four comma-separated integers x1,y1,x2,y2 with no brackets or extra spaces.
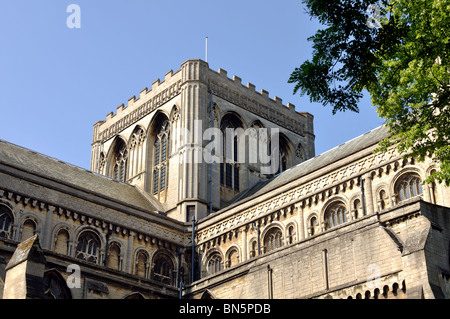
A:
0,0,384,170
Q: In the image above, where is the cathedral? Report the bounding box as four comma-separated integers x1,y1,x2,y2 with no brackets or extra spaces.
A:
0,59,449,299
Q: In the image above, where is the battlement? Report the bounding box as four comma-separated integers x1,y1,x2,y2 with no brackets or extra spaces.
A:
213,65,299,114
96,59,312,142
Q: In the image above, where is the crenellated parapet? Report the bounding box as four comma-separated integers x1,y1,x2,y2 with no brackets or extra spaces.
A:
93,59,313,144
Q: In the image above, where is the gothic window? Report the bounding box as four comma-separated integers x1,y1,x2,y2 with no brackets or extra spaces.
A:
112,138,128,182
207,252,223,275
395,173,423,202
0,204,13,239
128,127,146,178
274,134,291,174
44,270,72,299
220,114,242,192
76,231,101,264
152,252,175,285
263,227,283,253
135,250,149,278
153,120,170,196
324,202,348,230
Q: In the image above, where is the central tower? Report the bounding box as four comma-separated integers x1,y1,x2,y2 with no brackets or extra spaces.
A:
90,59,315,222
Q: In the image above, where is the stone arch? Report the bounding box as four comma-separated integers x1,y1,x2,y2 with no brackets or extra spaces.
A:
52,223,73,255
134,248,151,278
148,112,171,201
322,197,349,231
261,224,284,254
224,245,240,268
285,221,298,244
106,240,123,271
391,168,424,204
0,202,15,240
204,248,224,276
201,289,216,299
127,124,147,179
18,214,39,242
123,292,146,299
44,269,72,299
321,196,349,225
306,212,320,236
151,249,177,286
349,195,364,219
106,136,129,182
375,184,390,211
74,227,104,265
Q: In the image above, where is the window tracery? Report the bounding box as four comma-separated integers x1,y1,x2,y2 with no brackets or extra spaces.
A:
152,252,175,285
112,139,128,182
207,252,223,275
153,120,170,196
324,202,348,230
76,231,101,264
0,204,13,239
395,173,423,202
263,227,283,253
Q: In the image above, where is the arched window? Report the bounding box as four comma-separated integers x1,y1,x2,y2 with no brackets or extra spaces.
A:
112,138,128,182
220,114,243,193
54,229,70,255
152,252,175,285
0,204,13,239
353,199,362,219
250,240,258,258
379,190,388,210
153,120,170,196
207,252,223,275
324,202,348,230
287,225,296,244
226,248,239,268
395,173,423,202
128,127,146,178
263,227,283,253
309,216,319,236
21,219,36,241
275,134,291,174
76,231,101,264
44,270,72,299
135,250,149,278
106,242,121,271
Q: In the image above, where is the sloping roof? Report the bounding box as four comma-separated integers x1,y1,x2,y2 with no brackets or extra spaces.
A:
0,139,161,212
231,125,390,207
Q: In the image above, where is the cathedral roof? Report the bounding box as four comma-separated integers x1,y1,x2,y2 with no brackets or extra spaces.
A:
0,139,161,213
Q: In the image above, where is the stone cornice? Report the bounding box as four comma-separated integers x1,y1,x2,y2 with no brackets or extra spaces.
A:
196,146,401,244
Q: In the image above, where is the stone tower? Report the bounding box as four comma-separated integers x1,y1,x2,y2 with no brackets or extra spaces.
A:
90,59,314,222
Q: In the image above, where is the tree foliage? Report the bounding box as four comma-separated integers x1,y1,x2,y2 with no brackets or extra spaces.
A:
289,0,450,185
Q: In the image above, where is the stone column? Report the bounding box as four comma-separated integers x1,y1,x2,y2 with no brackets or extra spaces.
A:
363,173,375,215
295,203,305,241
126,231,135,274
3,235,46,299
42,205,55,250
